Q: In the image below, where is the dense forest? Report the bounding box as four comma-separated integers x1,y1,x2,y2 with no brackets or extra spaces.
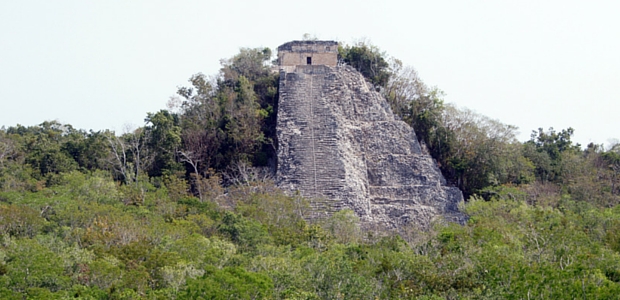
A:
1,41,620,299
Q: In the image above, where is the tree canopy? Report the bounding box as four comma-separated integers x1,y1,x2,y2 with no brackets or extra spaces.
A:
0,41,618,298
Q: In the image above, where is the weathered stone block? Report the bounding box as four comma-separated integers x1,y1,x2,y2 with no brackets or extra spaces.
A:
276,60,465,229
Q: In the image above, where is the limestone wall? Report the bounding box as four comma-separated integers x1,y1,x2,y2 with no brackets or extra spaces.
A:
276,64,465,229
277,40,338,67
278,52,337,67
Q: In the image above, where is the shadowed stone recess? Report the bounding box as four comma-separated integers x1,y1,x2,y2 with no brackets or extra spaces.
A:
276,64,465,229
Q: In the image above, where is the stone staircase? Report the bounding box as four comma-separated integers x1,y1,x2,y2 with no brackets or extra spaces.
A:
277,66,349,216
276,65,465,228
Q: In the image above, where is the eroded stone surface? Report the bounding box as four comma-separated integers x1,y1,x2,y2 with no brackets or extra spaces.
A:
276,65,465,229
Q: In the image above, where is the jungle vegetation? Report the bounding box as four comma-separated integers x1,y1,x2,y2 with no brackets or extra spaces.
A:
0,41,619,299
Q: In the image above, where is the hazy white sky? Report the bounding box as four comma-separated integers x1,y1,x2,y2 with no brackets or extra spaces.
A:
1,0,618,146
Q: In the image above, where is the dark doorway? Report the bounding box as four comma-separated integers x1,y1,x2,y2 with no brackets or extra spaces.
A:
307,57,312,65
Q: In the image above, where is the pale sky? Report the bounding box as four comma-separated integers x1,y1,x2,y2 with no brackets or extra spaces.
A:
1,0,618,147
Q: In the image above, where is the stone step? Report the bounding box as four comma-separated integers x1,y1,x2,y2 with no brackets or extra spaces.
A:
276,65,464,228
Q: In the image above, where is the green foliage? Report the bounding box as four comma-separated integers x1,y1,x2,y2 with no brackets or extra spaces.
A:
182,266,273,299
0,163,39,192
145,110,183,177
459,196,620,298
221,47,272,82
438,105,534,195
218,212,272,251
0,144,618,298
339,41,391,88
230,185,311,247
1,42,620,299
0,204,46,237
176,47,278,176
12,121,80,178
602,143,620,198
4,238,70,292
323,209,361,244
384,61,534,196
54,170,120,205
524,127,581,182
